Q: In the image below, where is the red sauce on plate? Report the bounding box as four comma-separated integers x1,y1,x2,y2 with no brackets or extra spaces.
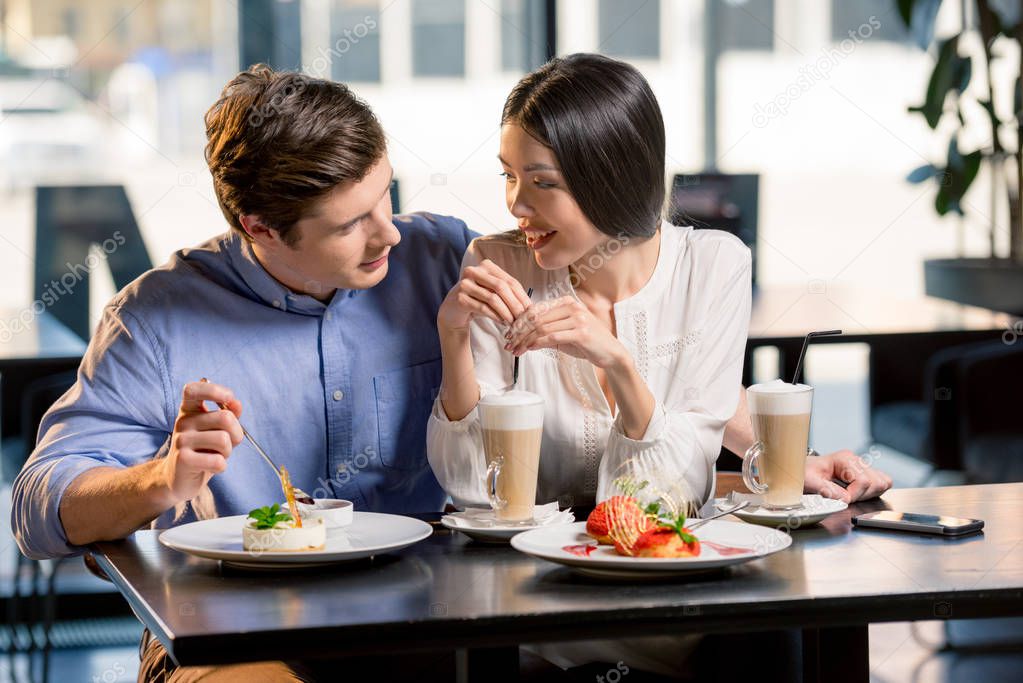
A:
562,543,598,557
701,540,755,556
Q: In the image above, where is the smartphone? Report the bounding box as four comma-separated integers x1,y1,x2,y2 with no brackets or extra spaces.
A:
852,511,984,537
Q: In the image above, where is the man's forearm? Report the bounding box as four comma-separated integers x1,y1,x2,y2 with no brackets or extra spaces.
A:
438,327,481,421
722,386,754,457
59,460,177,546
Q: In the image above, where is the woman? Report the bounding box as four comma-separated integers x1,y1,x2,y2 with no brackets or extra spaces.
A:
427,52,751,514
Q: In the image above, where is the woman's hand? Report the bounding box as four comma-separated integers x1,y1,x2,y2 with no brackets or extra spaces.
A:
437,259,532,335
506,295,628,369
804,450,893,503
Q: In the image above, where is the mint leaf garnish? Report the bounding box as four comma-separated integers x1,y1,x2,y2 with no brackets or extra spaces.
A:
247,503,293,530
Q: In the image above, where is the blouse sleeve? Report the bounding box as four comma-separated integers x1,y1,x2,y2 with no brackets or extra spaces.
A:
426,242,515,508
598,248,752,507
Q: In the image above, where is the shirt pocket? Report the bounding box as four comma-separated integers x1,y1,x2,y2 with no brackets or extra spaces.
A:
373,358,443,470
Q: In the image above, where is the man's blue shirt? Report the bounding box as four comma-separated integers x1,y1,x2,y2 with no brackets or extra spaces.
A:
12,212,475,558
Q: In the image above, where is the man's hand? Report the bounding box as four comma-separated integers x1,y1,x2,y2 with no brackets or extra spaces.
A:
159,380,243,505
805,450,892,503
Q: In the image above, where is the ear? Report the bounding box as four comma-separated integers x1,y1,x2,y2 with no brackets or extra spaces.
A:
239,214,283,247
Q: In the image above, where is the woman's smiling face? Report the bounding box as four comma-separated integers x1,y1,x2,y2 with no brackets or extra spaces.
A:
499,122,607,271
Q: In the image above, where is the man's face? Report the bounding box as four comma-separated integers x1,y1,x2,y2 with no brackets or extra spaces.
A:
254,156,400,297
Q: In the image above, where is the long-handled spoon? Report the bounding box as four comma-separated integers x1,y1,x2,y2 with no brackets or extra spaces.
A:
687,501,750,531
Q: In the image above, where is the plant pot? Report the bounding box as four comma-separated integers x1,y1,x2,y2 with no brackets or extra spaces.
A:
924,257,1023,315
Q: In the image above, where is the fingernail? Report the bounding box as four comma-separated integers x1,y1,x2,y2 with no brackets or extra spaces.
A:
504,343,511,350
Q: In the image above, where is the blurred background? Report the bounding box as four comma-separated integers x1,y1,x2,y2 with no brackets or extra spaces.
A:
1,1,1021,681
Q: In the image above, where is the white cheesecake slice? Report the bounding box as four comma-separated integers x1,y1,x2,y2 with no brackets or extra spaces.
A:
242,516,326,552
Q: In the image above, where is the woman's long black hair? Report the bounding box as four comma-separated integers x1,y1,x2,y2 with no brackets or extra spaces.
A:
502,53,666,240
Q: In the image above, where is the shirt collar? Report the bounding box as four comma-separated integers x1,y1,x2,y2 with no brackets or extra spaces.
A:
224,231,336,316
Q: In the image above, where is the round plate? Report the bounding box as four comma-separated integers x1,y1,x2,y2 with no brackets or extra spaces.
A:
158,511,432,569
510,521,791,578
716,495,847,529
440,513,574,543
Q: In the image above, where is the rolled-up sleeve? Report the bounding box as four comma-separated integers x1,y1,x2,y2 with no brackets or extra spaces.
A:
598,249,752,506
11,305,172,559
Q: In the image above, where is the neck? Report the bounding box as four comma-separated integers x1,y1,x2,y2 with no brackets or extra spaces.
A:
250,242,336,303
571,228,661,303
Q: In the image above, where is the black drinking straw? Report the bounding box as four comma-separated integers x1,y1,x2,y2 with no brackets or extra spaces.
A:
791,330,843,385
512,287,533,387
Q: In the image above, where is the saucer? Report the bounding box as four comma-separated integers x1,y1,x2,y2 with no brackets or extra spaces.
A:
714,493,847,529
442,503,575,543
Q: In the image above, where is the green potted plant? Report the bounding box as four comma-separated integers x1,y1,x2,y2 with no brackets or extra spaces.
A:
900,0,1023,314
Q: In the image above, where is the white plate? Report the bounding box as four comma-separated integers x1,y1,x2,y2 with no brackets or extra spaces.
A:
441,511,575,543
715,494,847,528
158,512,432,569
510,521,791,578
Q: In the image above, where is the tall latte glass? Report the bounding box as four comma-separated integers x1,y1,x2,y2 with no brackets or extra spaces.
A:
741,380,814,510
479,390,544,524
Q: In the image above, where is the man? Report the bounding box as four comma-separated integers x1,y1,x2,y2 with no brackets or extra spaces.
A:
12,64,473,681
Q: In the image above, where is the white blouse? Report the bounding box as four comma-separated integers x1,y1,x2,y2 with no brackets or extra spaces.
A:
426,223,752,510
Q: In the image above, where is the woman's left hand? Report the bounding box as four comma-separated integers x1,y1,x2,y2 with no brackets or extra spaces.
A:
505,296,626,369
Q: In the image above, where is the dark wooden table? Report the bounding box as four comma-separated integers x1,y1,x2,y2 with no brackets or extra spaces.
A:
746,284,1016,382
93,482,1023,682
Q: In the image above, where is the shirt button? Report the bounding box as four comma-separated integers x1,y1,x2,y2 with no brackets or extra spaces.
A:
324,312,332,320
272,300,281,308
332,390,344,401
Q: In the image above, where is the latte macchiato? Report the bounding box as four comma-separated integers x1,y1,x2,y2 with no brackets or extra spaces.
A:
742,380,814,510
479,391,544,523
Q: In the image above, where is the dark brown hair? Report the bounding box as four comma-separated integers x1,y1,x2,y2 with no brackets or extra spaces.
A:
205,64,386,246
502,53,665,240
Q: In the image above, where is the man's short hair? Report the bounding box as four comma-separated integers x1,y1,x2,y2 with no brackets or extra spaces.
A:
204,64,386,245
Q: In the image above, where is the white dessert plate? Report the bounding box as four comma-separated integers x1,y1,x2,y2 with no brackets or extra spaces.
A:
510,520,791,579
715,494,847,528
159,511,432,569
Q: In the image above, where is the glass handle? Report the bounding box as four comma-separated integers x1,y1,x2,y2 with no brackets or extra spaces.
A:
486,457,506,511
742,441,768,494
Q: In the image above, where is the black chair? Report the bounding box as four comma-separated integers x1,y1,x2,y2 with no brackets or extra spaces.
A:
869,339,978,471
668,172,759,287
34,185,153,341
955,341,1023,483
869,338,1023,480
5,370,77,667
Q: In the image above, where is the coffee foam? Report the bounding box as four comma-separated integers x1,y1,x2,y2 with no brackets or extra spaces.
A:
478,390,544,431
747,379,813,415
